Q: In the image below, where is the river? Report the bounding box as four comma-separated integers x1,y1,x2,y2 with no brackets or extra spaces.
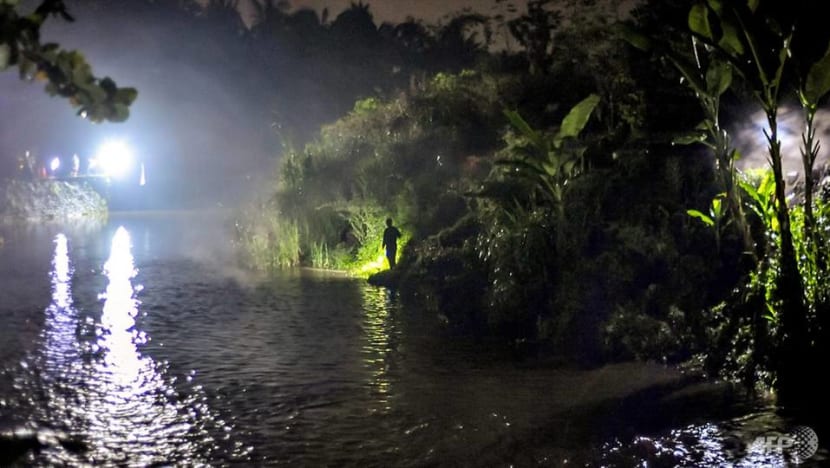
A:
0,212,825,466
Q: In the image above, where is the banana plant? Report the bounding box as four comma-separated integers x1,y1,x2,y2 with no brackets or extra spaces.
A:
688,193,728,251
797,41,830,264
738,169,778,234
494,94,600,251
686,1,812,400
496,94,600,230
622,20,756,260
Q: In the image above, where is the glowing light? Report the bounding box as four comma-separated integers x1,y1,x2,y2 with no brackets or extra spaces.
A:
50,157,60,172
93,140,134,178
354,232,410,276
357,253,389,276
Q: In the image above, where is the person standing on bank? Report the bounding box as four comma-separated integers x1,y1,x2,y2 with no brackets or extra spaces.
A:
382,218,402,268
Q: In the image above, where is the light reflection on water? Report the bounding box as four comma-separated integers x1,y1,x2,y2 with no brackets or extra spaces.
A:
7,226,241,466
361,286,397,413
600,411,828,467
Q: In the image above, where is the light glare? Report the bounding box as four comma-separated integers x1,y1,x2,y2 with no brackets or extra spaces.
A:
95,140,134,178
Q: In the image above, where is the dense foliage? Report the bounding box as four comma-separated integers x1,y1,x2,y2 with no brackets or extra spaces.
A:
244,0,728,361
243,1,830,413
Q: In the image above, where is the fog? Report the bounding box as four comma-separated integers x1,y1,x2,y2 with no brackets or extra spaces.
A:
1,1,286,209
732,104,830,183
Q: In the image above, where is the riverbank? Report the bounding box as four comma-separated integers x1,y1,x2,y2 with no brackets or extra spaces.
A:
0,179,107,222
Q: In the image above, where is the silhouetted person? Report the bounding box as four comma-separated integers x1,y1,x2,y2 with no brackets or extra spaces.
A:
382,218,402,268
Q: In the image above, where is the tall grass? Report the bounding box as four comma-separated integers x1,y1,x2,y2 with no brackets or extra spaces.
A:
236,208,300,271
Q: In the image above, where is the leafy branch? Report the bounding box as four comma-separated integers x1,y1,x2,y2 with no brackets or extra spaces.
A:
0,0,137,122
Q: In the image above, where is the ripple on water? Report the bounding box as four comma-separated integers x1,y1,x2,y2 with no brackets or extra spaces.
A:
599,410,828,467
1,214,826,466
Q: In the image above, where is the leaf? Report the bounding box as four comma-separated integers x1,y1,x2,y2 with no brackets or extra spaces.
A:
687,209,715,226
738,178,759,204
706,0,723,15
718,21,744,56
78,81,106,102
804,43,830,103
673,132,707,145
689,3,713,40
668,55,707,97
747,0,759,12
763,302,778,323
504,109,544,151
738,178,766,219
556,93,599,144
706,60,733,96
112,103,129,122
771,34,792,90
115,87,138,105
757,170,775,199
541,161,557,177
494,158,545,178
99,76,117,94
711,195,723,218
619,23,651,51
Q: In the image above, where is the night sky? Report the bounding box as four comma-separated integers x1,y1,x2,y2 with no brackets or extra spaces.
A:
253,0,512,23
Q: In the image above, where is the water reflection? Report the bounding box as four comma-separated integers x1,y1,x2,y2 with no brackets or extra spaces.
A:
13,226,234,465
79,226,204,465
39,233,87,459
10,214,822,466
361,286,399,412
43,233,77,366
600,411,827,466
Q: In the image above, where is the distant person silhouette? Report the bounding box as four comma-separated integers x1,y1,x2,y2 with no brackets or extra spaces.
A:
382,218,402,268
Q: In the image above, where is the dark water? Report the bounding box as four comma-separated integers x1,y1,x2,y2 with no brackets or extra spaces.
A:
0,212,826,466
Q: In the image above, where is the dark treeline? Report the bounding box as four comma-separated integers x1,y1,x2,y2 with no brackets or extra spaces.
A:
61,0,505,142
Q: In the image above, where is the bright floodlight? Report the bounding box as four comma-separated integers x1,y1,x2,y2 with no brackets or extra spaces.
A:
95,140,133,178
49,157,61,172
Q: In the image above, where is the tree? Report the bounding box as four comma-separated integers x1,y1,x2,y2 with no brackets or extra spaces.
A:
0,0,137,122
508,0,562,75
